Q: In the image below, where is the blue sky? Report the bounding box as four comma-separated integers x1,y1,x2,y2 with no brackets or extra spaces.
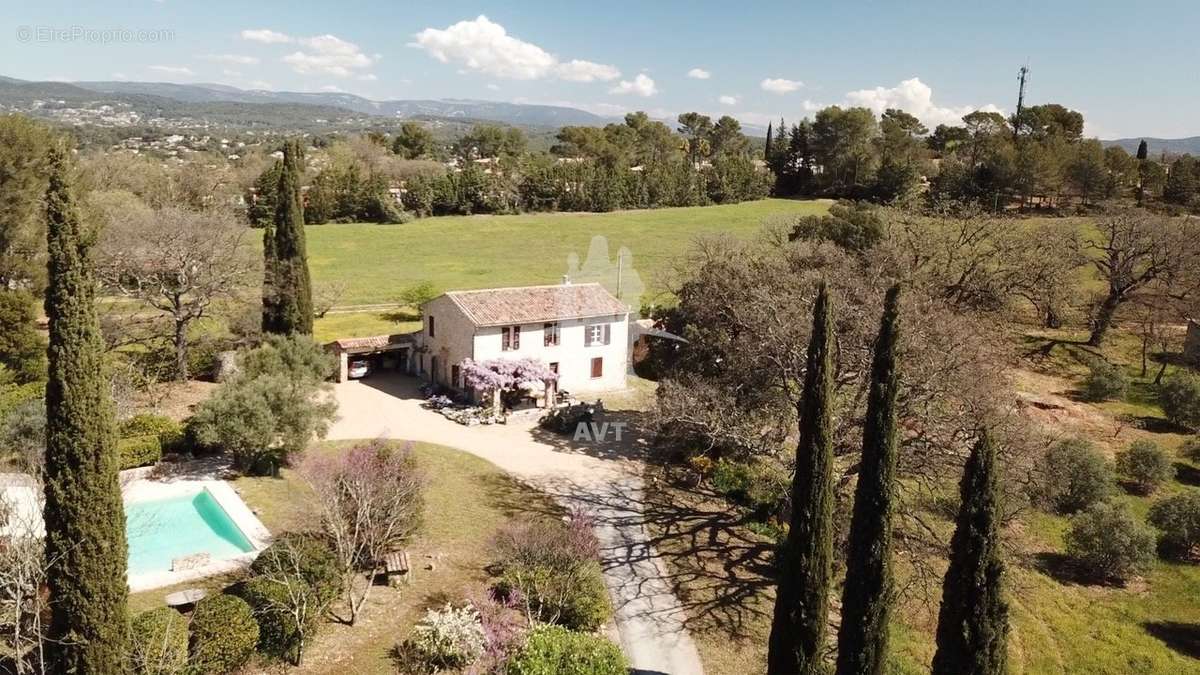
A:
3,0,1197,138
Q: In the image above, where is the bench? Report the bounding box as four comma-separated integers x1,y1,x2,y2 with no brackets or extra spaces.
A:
380,551,411,587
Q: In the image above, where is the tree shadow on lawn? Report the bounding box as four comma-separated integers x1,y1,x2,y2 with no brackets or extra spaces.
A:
1143,621,1200,660
1174,462,1200,488
1028,550,1142,589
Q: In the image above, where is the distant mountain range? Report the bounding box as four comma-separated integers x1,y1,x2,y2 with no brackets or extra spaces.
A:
1101,137,1200,157
2,75,1196,150
0,76,610,131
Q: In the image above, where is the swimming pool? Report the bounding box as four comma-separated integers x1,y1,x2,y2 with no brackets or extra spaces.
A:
125,488,256,576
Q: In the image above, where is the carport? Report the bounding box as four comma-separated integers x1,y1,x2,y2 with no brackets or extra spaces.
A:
328,333,419,382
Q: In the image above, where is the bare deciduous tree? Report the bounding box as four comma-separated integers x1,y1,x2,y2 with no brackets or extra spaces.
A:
300,440,425,625
1085,211,1200,346
96,206,259,380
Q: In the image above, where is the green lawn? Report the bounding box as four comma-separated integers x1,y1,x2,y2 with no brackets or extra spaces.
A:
306,199,828,307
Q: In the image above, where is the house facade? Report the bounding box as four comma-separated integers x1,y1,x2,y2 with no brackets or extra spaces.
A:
417,282,630,399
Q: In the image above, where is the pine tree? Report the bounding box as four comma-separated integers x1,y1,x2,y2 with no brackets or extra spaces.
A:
931,431,1009,675
768,282,835,675
836,285,902,675
263,140,314,335
765,122,774,163
41,144,130,673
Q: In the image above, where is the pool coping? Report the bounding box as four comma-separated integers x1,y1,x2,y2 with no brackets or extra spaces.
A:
123,478,272,593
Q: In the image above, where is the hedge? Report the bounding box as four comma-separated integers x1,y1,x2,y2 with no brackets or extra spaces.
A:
120,413,185,453
189,594,259,674
129,607,189,675
506,625,627,675
118,434,162,470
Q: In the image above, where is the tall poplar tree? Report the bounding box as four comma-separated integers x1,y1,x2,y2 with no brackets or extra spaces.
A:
836,285,902,675
262,139,314,335
768,283,835,675
42,144,130,672
931,431,1009,675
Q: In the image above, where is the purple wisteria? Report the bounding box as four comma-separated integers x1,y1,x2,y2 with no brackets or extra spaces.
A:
459,358,558,392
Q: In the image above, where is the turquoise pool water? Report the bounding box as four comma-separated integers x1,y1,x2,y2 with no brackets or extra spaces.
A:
126,489,255,576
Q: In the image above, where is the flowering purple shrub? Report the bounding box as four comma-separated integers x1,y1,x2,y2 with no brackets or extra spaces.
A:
460,358,558,392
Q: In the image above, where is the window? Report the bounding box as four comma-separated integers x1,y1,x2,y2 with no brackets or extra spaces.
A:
451,364,461,389
428,315,435,337
544,322,560,347
590,357,603,379
549,362,559,375
585,323,610,347
502,325,521,351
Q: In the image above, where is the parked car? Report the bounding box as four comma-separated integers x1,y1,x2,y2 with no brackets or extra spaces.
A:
348,359,371,379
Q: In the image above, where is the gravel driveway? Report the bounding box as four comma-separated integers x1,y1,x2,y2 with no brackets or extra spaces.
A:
327,374,704,675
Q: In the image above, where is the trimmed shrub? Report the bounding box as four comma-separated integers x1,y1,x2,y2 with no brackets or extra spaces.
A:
1148,491,1200,558
189,594,259,674
243,535,343,662
249,534,343,603
404,603,487,670
1065,501,1157,582
1036,438,1114,514
129,607,189,675
118,434,162,470
499,561,611,631
1160,373,1200,431
711,458,789,515
1115,440,1175,494
1081,359,1126,402
120,414,185,453
493,516,611,632
506,625,627,675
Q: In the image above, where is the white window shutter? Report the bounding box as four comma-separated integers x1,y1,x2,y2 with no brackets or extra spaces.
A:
603,324,611,345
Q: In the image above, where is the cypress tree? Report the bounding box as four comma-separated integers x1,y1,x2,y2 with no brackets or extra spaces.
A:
768,282,835,675
263,139,314,335
1136,139,1149,161
931,431,1009,675
765,122,774,163
41,145,130,672
835,284,902,675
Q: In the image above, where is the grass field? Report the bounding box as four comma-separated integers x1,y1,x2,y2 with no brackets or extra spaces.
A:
131,441,557,674
308,199,829,339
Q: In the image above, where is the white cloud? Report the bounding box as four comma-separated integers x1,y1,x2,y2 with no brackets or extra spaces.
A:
202,53,260,65
486,83,500,91
240,28,292,44
609,73,657,97
844,77,1001,127
761,77,803,94
112,72,128,80
222,69,243,78
556,59,620,83
148,65,194,76
356,73,377,81
320,85,343,92
247,80,273,90
718,94,739,106
687,68,711,80
240,29,377,79
410,15,619,83
282,34,377,77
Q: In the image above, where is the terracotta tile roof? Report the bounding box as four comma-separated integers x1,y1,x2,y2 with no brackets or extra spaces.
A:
441,283,628,327
331,333,417,352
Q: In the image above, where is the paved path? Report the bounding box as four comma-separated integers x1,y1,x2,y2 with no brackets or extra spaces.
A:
327,374,704,675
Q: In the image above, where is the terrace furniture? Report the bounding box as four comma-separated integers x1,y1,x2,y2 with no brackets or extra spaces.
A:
165,588,206,611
